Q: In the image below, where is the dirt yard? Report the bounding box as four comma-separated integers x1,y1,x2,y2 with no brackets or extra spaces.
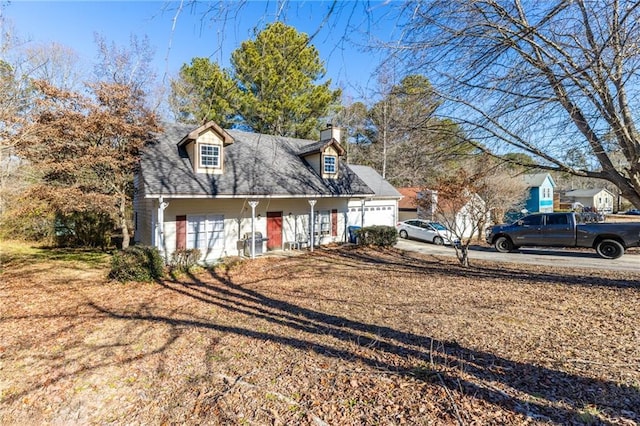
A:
1,241,639,425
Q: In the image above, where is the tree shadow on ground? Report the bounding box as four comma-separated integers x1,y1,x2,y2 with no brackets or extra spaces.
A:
85,246,639,424
8,245,636,423
328,245,640,289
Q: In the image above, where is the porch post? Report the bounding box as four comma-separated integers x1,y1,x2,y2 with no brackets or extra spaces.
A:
157,196,169,260
248,200,259,259
308,199,317,252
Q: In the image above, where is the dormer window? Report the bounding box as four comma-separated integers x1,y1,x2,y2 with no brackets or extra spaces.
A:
200,144,220,168
323,155,337,174
177,121,234,175
298,127,345,179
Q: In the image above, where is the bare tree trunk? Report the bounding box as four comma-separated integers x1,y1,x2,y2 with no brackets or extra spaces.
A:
119,192,130,249
382,102,387,179
453,243,470,267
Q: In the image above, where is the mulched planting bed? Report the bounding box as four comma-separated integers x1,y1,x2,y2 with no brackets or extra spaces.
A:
1,243,639,425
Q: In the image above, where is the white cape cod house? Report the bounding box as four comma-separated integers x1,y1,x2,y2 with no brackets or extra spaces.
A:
134,122,400,262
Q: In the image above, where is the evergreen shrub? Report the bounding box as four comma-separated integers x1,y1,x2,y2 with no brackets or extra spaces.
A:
355,225,398,247
109,245,165,282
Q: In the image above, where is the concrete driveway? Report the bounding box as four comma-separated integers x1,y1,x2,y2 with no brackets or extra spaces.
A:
395,238,640,273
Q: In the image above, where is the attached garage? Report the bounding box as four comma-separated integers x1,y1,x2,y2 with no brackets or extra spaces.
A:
347,199,397,227
347,165,401,228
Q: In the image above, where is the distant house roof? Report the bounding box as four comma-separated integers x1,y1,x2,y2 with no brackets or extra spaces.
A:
396,187,421,210
349,165,401,198
565,188,614,198
523,172,555,188
139,123,375,198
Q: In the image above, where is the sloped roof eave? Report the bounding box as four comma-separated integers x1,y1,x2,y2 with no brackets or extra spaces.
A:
177,121,234,147
142,192,375,199
298,138,346,157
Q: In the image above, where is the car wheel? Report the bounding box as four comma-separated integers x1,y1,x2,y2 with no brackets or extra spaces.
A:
399,230,408,239
433,236,444,245
596,239,624,259
494,236,514,253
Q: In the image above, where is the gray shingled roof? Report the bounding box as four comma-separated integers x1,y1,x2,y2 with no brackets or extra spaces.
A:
139,123,375,198
349,165,402,198
565,188,612,197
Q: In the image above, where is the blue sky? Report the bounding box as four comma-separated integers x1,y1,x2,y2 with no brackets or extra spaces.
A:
3,1,401,101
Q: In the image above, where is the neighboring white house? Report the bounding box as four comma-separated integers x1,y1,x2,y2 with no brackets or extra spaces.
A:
395,187,489,239
564,188,615,214
134,122,399,262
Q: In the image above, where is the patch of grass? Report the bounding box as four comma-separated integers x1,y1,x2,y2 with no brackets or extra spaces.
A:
0,240,110,270
576,405,601,424
410,364,439,382
214,256,245,272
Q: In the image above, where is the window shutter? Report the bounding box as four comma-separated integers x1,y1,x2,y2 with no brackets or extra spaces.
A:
331,209,338,236
176,215,187,249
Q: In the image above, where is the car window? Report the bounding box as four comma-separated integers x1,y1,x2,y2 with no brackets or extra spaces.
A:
406,220,419,226
546,214,568,225
430,222,447,231
521,215,543,226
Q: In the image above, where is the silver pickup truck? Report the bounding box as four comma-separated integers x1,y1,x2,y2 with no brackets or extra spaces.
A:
485,212,640,259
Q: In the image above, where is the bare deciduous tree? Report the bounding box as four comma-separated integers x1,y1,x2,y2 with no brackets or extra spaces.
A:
417,172,487,267
416,158,529,267
395,0,640,209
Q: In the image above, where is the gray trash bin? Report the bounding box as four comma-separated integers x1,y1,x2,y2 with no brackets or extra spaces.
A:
243,232,265,257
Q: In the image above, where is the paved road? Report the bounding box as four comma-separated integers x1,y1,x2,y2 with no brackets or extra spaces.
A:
395,238,640,273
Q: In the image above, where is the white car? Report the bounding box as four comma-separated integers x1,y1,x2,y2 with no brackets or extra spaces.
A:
396,219,456,245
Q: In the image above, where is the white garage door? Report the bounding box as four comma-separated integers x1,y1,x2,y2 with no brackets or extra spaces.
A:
363,204,396,227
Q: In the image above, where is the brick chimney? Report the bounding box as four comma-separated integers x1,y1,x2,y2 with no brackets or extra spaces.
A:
320,124,342,143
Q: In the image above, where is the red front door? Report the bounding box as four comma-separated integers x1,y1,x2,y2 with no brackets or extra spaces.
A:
266,211,283,250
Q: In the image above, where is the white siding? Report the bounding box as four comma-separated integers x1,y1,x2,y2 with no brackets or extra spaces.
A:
153,198,350,262
133,174,154,246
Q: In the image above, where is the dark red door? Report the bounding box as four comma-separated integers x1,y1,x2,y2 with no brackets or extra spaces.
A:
266,211,283,250
331,209,338,237
176,215,187,249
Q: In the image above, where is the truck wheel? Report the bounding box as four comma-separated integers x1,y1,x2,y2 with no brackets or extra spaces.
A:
596,239,624,259
494,236,514,253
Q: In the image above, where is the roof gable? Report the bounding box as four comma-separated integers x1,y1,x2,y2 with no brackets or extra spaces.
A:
523,172,555,188
297,138,346,157
177,121,234,148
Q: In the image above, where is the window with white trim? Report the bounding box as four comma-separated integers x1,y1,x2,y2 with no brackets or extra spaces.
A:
187,214,224,255
200,144,220,168
315,210,331,236
323,155,336,174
